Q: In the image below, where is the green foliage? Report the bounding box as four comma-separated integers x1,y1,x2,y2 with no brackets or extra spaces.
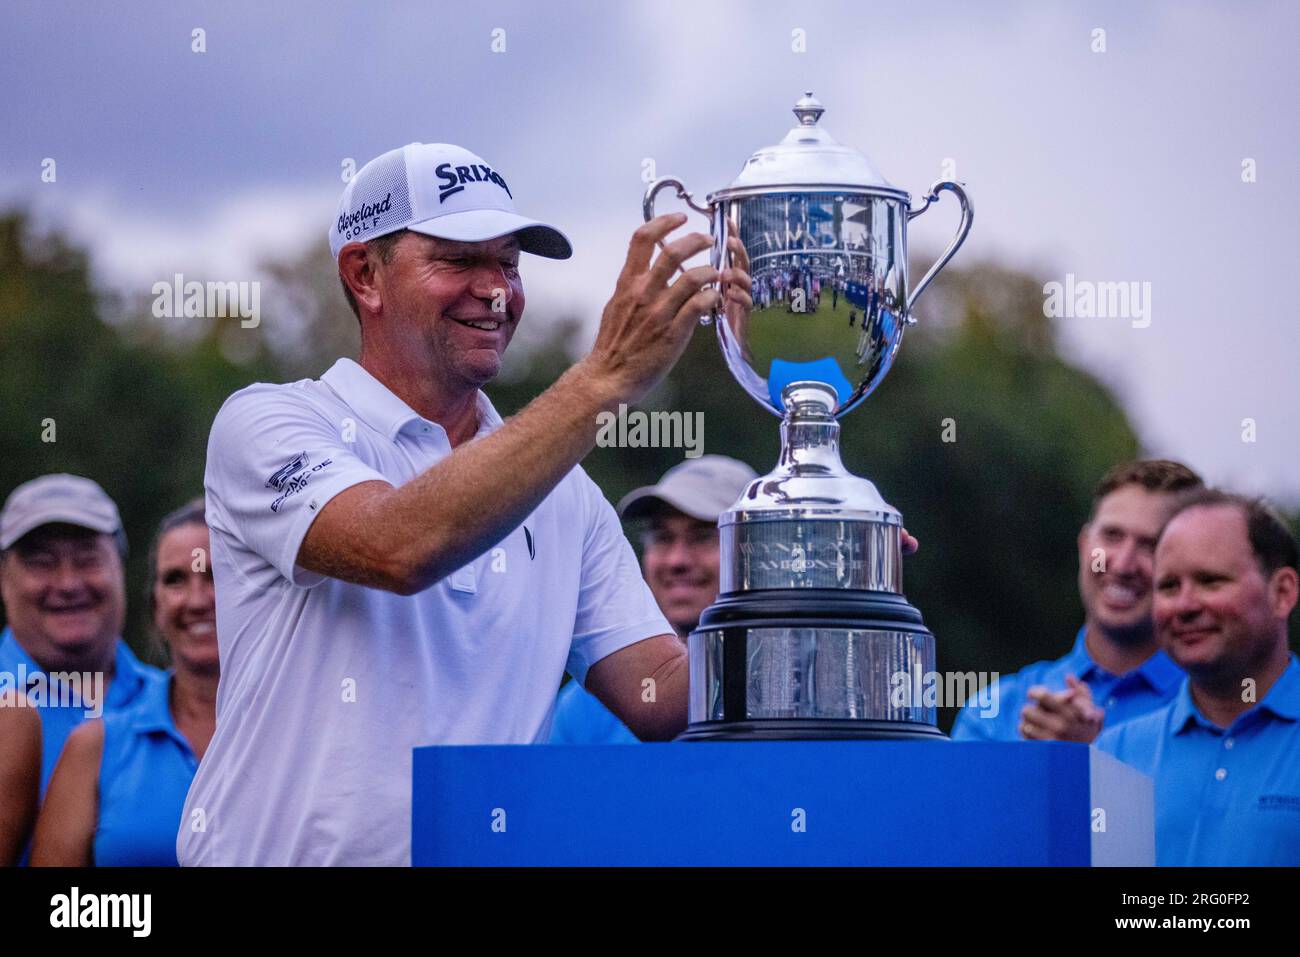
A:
0,214,278,655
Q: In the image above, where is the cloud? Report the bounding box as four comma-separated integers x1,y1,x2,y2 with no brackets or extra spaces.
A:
6,181,334,294
1,0,1295,502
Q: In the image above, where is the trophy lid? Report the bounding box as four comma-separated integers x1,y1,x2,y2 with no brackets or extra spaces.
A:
720,92,901,194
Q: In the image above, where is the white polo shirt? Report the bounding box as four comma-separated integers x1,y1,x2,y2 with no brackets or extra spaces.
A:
178,358,671,866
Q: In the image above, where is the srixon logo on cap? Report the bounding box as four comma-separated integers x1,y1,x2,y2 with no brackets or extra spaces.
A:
436,163,512,203
337,192,393,242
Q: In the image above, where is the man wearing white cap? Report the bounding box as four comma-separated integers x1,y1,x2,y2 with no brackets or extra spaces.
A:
549,455,758,744
0,474,163,859
179,142,752,865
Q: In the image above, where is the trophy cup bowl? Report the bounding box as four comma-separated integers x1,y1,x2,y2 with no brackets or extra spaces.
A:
643,93,973,740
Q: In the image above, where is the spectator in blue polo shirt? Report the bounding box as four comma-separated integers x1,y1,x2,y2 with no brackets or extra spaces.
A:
1097,490,1300,866
32,499,217,866
952,460,1201,742
0,474,162,862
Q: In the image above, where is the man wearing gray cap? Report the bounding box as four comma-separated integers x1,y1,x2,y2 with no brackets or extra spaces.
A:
549,455,758,744
0,475,162,837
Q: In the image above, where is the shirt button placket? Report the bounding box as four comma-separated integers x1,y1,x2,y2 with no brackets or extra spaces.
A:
1214,737,1236,785
1200,726,1235,811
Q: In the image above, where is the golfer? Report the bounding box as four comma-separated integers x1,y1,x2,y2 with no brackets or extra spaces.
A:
178,142,751,865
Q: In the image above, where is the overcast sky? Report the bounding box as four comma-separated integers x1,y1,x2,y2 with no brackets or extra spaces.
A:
3,0,1297,503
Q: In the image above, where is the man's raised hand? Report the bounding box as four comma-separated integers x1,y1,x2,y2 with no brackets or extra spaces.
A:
584,213,721,405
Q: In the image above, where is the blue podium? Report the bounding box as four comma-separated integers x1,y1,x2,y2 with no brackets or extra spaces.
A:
411,741,1153,866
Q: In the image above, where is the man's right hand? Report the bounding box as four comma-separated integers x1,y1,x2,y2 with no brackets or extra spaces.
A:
582,213,721,405
1019,675,1105,743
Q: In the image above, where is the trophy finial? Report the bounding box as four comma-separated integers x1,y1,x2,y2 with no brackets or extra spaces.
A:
792,91,824,126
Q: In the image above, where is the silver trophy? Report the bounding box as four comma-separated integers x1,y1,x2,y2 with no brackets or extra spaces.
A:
644,93,972,739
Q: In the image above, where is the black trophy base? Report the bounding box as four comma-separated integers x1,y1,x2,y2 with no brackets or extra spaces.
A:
676,718,949,742
682,587,946,741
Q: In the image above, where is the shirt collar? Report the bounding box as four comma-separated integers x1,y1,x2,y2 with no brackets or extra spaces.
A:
126,672,179,735
1257,655,1300,721
1168,678,1202,734
1169,655,1300,734
319,358,503,442
125,673,196,759
1067,624,1183,693
1132,647,1185,694
0,627,36,674
108,640,152,708
1064,626,1098,678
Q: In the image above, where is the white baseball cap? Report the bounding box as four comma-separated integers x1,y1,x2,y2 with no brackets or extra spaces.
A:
329,142,572,261
0,474,124,551
618,456,759,523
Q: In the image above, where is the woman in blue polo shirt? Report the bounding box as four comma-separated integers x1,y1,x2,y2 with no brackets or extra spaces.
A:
30,500,218,866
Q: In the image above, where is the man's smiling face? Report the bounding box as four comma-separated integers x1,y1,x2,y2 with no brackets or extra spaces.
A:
0,524,126,670
375,231,525,390
1077,484,1177,644
1153,504,1280,683
642,508,720,637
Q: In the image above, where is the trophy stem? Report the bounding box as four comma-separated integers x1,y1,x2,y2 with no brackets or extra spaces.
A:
778,381,843,479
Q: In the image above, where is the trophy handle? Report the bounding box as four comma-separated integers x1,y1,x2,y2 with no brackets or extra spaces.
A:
642,176,720,326
905,180,973,321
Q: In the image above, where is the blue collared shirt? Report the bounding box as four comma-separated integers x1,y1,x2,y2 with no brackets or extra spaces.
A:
94,673,198,866
548,680,639,744
1096,655,1300,866
950,626,1184,741
0,626,163,796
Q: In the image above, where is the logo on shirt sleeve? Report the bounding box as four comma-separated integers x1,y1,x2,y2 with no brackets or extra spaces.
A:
267,453,334,512
267,452,310,491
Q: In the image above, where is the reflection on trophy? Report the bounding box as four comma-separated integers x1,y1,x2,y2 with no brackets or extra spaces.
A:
644,93,973,739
